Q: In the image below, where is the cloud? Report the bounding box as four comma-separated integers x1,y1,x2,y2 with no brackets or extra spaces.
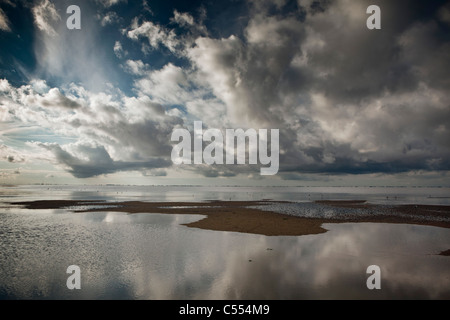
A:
30,79,50,94
177,164,241,178
31,1,124,91
142,169,167,177
1,0,450,182
122,59,148,75
0,144,25,163
126,10,208,56
142,0,152,15
96,0,127,8
180,0,450,177
1,78,184,179
171,10,208,35
0,78,11,92
134,63,195,105
98,11,121,26
127,19,179,53
172,10,195,27
0,0,16,7
36,142,171,178
186,15,305,128
32,0,60,36
0,8,11,32
438,2,450,24
37,88,82,110
113,40,127,58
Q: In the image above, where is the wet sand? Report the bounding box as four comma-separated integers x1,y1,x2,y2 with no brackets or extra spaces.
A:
316,200,450,227
12,200,450,236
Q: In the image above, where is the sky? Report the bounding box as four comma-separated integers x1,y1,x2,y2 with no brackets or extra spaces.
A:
0,0,449,186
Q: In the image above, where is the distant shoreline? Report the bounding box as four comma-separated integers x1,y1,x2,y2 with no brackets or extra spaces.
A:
11,200,450,236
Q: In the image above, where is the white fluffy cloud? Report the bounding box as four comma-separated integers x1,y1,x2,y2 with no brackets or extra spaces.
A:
0,78,182,178
134,63,195,105
122,59,148,75
126,10,207,56
127,19,179,53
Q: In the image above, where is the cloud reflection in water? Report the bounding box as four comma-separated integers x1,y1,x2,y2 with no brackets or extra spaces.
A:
0,207,449,299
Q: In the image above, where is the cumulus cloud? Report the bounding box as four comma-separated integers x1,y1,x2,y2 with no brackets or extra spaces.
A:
1,0,450,181
37,88,82,110
134,63,196,105
0,78,11,92
122,59,149,75
0,78,184,178
179,0,450,176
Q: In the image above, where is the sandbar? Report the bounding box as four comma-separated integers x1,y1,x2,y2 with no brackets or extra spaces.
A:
11,200,450,237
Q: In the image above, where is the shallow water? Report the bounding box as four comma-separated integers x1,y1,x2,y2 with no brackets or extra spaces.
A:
0,203,449,299
251,202,450,224
2,184,450,205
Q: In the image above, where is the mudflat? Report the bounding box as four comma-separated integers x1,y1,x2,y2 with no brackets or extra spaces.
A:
12,200,450,236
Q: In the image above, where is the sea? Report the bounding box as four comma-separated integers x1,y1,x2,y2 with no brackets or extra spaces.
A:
0,185,449,299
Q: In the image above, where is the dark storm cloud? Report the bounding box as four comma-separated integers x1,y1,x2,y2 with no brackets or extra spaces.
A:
302,0,450,104
37,142,171,178
281,151,450,175
183,0,450,177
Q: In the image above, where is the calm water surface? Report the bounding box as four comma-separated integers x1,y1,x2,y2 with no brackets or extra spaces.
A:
0,185,449,299
2,184,450,204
